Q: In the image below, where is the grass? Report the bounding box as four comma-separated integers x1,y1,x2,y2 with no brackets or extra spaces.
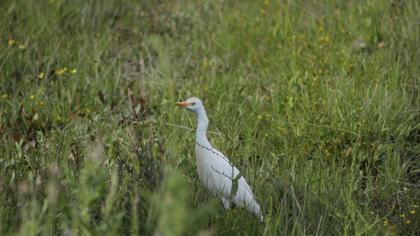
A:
0,0,419,235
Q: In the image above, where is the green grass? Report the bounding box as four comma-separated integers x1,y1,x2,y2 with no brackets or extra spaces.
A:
0,0,419,235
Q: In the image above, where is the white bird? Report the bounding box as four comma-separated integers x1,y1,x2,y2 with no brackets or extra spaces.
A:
176,97,263,221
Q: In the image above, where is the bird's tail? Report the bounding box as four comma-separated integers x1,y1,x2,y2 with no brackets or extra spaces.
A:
247,198,263,222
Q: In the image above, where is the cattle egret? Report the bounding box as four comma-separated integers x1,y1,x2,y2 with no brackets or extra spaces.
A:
176,97,263,221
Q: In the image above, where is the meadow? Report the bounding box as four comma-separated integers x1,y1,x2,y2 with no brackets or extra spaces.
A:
0,0,419,235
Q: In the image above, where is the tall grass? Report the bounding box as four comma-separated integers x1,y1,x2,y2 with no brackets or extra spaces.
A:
0,0,418,235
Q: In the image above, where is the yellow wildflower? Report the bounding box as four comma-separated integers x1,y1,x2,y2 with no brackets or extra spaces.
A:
1,94,8,99
56,67,67,76
56,69,65,76
400,213,405,218
29,95,35,100
18,44,26,50
404,220,411,224
70,68,77,74
201,60,209,69
383,219,389,226
8,39,16,46
320,36,329,44
410,209,416,214
38,72,45,80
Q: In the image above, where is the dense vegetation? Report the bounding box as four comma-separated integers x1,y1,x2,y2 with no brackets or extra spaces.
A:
0,0,418,235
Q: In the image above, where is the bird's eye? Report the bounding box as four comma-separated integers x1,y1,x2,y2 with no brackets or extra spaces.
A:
191,102,196,105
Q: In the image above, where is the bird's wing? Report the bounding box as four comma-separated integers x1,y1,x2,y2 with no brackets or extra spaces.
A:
206,146,240,179
196,143,262,220
204,146,255,199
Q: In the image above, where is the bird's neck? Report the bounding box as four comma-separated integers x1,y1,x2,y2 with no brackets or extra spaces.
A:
195,108,210,146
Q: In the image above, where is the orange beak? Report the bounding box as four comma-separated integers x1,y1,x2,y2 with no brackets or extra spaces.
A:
176,101,191,107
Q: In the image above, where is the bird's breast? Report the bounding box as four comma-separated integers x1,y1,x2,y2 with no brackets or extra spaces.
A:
195,145,208,176
195,144,217,190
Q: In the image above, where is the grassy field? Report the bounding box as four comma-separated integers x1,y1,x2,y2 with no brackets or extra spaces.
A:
0,0,419,235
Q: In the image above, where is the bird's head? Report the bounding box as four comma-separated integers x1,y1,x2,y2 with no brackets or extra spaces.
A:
176,97,204,113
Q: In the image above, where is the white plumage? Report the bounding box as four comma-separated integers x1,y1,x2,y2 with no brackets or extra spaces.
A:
176,97,263,221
